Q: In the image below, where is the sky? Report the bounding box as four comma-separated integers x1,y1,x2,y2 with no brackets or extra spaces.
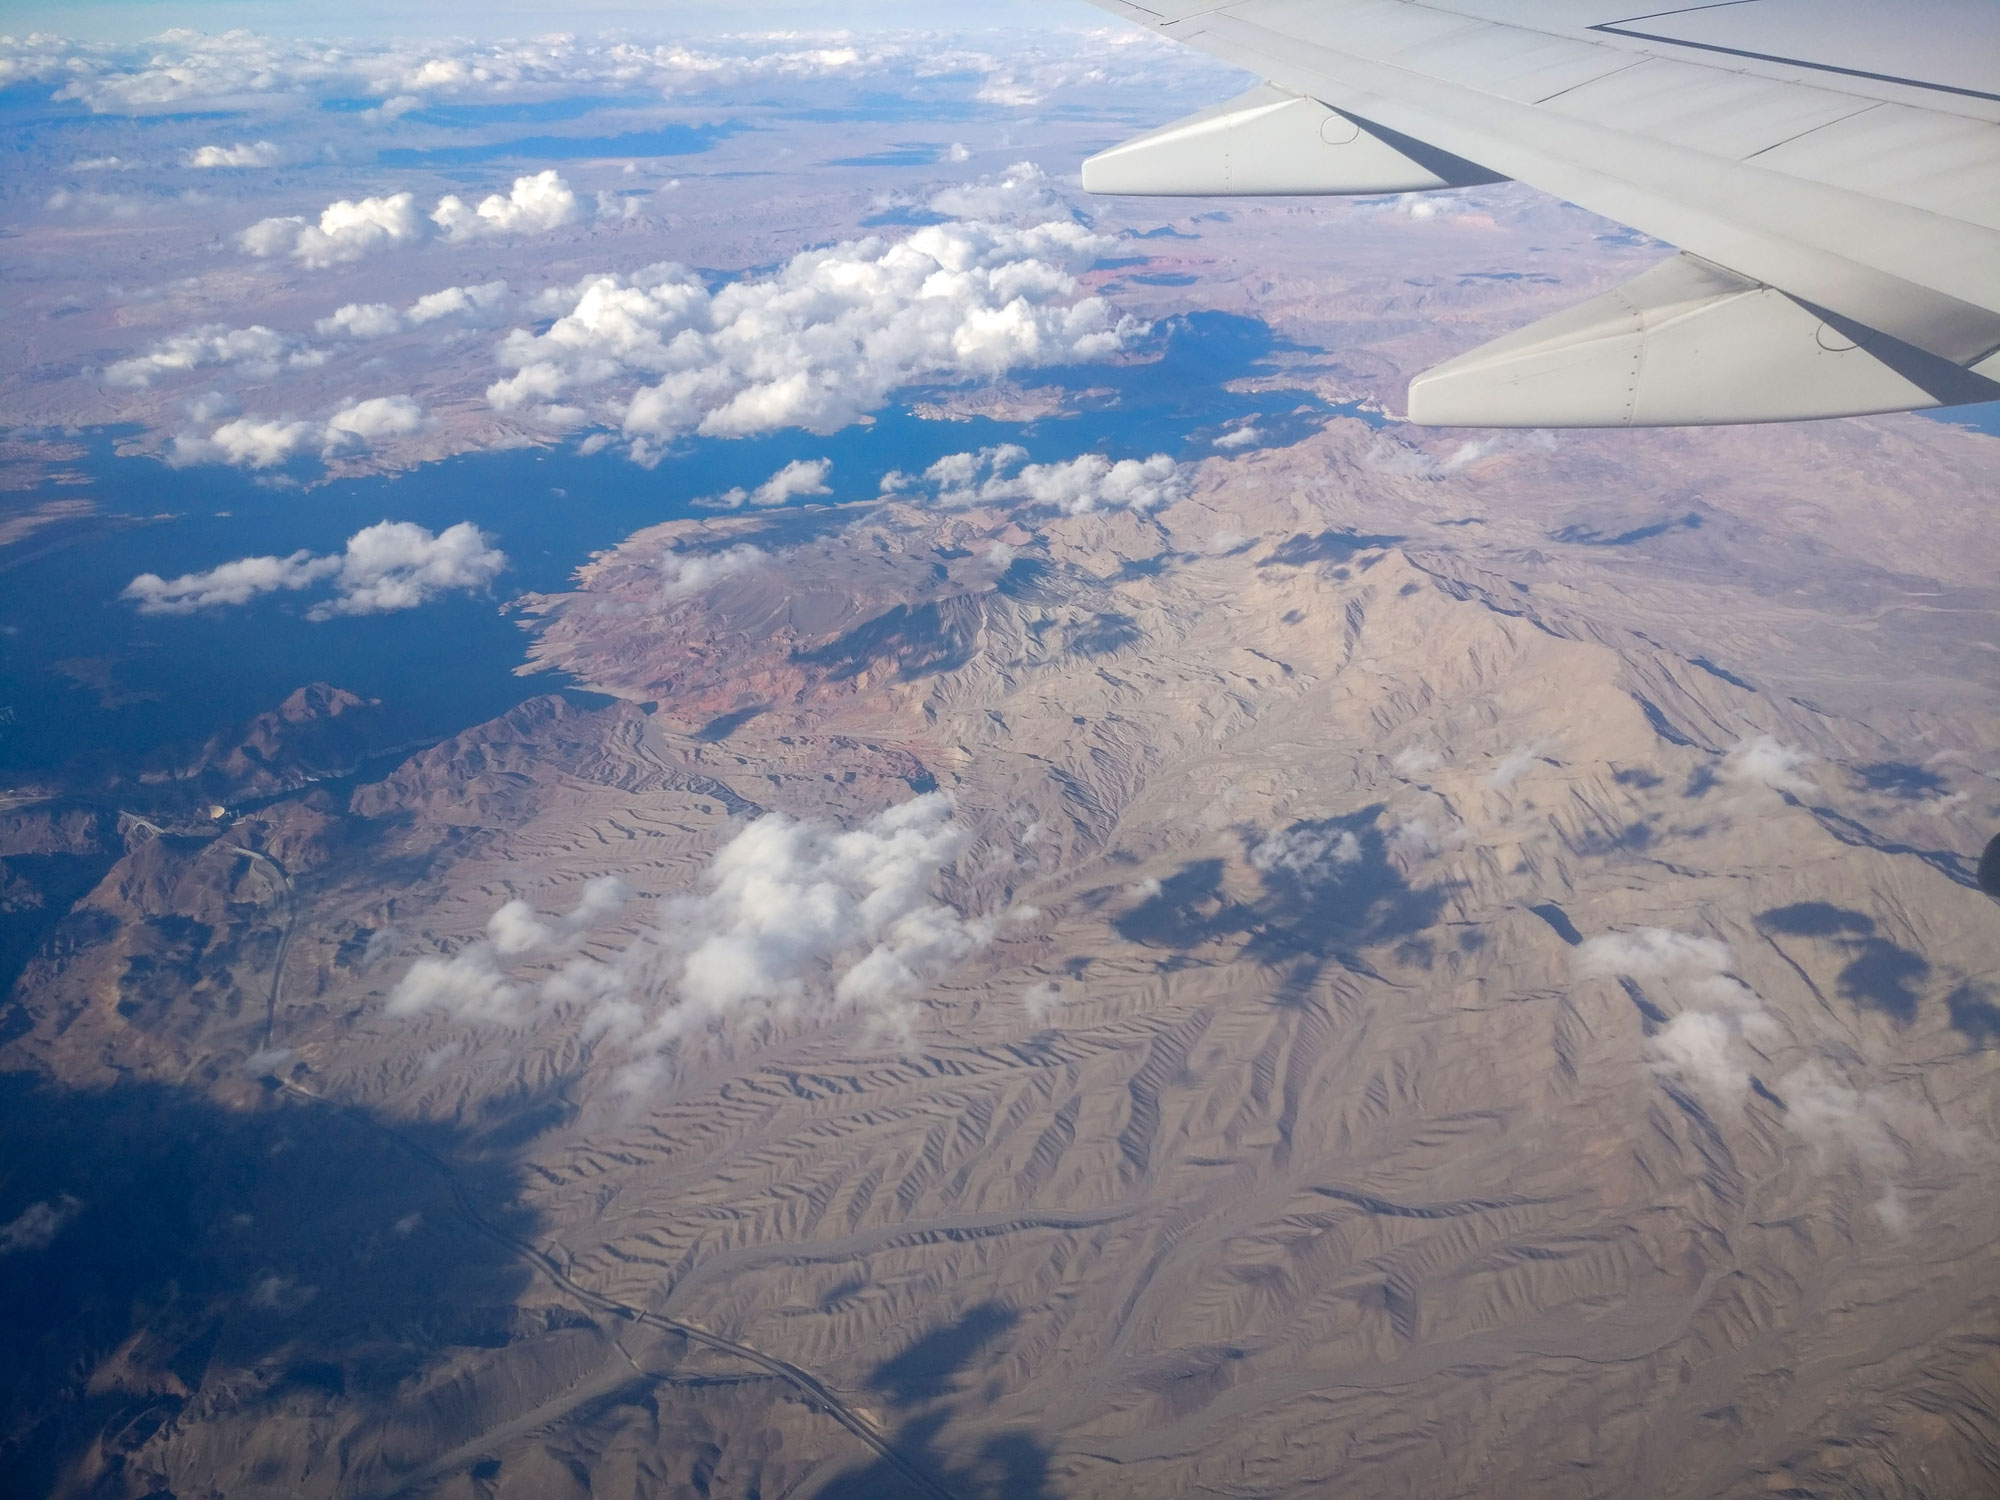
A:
0,0,1079,39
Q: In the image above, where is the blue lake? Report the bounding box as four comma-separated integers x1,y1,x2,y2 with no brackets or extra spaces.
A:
0,313,1355,782
377,122,741,168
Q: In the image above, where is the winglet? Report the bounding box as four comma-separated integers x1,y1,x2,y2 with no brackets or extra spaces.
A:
1409,254,2000,427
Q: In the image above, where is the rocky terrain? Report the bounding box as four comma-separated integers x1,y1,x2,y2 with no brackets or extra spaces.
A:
4,399,1997,1499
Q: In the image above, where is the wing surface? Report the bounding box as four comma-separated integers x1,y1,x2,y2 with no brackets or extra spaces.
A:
1082,0,2000,425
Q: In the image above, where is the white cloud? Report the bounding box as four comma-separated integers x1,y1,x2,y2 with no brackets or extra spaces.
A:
408,279,509,325
169,416,321,470
1780,1061,1915,1170
17,29,1222,119
884,444,1186,514
126,548,335,612
928,160,1068,222
312,520,505,619
185,140,278,168
106,324,325,388
43,186,141,219
1577,928,1774,1104
433,170,581,241
698,458,833,510
1022,979,1061,1022
1250,825,1361,883
388,877,631,1025
242,191,423,268
1212,425,1262,450
122,519,505,619
1578,927,1741,992
170,394,427,468
325,394,426,446
1649,1009,1753,1101
316,302,402,339
1576,928,1768,1104
1586,927,1947,1231
315,281,511,339
0,1194,83,1256
1392,745,1443,777
659,543,769,602
487,219,1138,451
1489,742,1549,790
1384,811,1468,861
388,794,992,1084
1719,735,1817,799
183,390,237,424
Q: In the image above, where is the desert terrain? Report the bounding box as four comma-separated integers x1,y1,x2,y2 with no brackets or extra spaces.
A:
5,394,1998,1498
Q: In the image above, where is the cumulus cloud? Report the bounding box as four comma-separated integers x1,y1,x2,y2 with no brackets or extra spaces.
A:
486,220,1139,451
122,519,505,619
315,280,512,339
1393,745,1444,777
169,416,321,470
1212,425,1262,450
185,140,278,168
884,444,1186,514
1578,927,1749,996
315,302,402,339
242,191,423,268
19,29,1222,118
658,543,768,601
388,794,991,1083
1384,810,1469,861
324,394,425,447
1573,925,1944,1230
106,324,325,388
0,1194,83,1256
1578,927,1773,1100
1250,825,1361,883
408,279,509,325
1022,979,1062,1022
125,549,334,613
928,161,1068,222
1781,1061,1919,1168
1719,735,1817,799
432,170,581,241
388,877,631,1024
30,33,891,114
169,394,427,468
1489,742,1550,790
697,458,834,510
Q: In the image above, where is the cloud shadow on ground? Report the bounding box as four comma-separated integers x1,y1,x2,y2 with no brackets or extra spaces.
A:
1756,902,1930,1025
0,1068,544,1498
1114,808,1451,996
816,1300,1060,1500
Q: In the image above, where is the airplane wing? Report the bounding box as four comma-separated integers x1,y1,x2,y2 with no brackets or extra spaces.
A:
1079,0,2000,426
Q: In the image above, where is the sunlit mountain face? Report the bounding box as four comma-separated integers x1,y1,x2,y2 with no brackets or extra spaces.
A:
2,17,1997,1500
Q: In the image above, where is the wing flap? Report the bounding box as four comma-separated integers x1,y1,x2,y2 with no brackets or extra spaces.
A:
1382,25,1639,105
1081,84,1502,197
1540,57,1880,159
1407,253,2000,427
